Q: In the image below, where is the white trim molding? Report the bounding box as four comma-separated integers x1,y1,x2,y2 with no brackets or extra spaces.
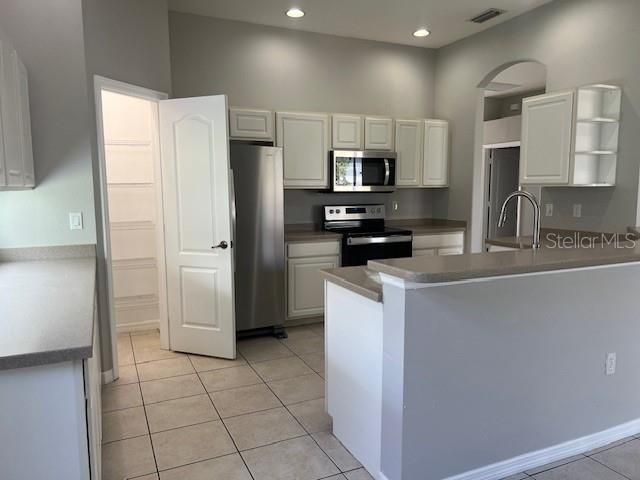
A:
116,319,160,334
444,418,640,480
101,369,115,385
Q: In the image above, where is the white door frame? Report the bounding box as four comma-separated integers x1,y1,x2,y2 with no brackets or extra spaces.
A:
93,75,169,382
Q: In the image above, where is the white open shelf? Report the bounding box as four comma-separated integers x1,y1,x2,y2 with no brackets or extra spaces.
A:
571,84,621,186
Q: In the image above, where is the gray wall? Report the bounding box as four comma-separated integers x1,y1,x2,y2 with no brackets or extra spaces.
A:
82,0,172,95
169,13,436,117
0,0,96,248
433,0,640,234
285,190,435,225
169,13,440,225
383,263,640,479
82,0,173,373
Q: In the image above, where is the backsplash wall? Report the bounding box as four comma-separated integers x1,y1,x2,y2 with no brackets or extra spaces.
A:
284,189,437,225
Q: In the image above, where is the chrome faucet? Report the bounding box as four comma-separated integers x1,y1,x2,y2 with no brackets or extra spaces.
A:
497,190,541,249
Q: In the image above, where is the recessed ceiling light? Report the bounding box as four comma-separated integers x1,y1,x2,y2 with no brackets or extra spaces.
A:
286,8,305,18
413,28,431,38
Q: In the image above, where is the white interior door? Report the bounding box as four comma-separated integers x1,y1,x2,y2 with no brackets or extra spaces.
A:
159,95,236,359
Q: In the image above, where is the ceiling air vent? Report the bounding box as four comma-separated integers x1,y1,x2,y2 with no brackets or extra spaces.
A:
469,8,506,24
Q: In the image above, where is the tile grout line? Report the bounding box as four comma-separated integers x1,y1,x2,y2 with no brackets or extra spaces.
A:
245,339,346,475
277,328,358,475
188,353,259,480
134,344,161,478
588,454,634,480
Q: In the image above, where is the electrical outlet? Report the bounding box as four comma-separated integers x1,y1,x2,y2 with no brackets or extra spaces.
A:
573,204,582,218
69,212,83,230
606,353,617,375
545,204,553,217
392,201,399,211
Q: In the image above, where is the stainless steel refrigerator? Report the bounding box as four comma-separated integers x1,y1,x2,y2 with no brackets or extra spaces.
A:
230,143,285,332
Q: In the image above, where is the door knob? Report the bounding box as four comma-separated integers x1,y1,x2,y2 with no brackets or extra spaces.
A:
211,241,228,250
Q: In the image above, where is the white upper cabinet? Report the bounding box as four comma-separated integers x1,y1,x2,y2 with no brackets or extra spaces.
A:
395,119,423,187
0,36,34,190
422,119,449,187
364,116,394,150
332,114,363,149
520,90,574,185
276,111,330,189
229,107,274,141
16,54,34,187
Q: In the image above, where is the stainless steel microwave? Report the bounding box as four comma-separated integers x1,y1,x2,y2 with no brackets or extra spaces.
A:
331,150,397,192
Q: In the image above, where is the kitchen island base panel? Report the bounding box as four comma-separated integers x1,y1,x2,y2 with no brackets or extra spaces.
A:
325,281,384,480
326,261,640,480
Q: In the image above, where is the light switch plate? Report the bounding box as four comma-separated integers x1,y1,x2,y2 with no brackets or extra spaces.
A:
69,212,83,230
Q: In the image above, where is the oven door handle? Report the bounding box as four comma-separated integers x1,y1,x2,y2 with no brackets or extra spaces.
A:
383,158,390,186
347,235,413,245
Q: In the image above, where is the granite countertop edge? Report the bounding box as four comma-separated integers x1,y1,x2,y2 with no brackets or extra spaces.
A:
0,245,96,371
285,218,466,242
0,345,94,371
368,247,640,284
321,267,382,303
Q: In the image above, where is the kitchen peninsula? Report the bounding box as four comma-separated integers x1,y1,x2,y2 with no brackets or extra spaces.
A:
323,244,640,480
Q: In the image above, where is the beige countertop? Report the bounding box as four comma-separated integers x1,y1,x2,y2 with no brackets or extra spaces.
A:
386,218,466,234
321,266,383,303
486,229,629,249
285,218,466,243
368,241,640,284
0,245,96,370
284,224,343,243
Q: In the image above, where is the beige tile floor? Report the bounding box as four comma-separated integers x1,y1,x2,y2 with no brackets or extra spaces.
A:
103,323,373,480
106,325,640,480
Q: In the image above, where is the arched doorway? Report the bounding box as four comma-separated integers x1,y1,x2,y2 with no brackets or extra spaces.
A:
470,61,547,252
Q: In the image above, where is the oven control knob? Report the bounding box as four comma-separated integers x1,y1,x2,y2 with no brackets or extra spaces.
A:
336,209,341,214
329,209,334,214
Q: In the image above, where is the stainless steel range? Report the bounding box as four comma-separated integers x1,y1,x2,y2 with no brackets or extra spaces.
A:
323,204,413,266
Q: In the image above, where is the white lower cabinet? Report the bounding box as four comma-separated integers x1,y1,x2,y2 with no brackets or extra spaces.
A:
412,231,464,257
487,244,519,253
286,240,340,320
0,307,101,480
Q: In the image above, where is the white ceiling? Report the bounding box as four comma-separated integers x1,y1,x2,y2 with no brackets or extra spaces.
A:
168,0,554,48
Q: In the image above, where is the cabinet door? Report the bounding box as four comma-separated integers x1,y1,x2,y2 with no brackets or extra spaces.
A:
288,255,340,318
364,117,394,150
229,108,274,140
438,246,464,255
332,114,363,149
395,119,423,186
520,91,574,185
0,39,23,187
413,248,436,257
15,53,34,187
277,112,330,188
422,119,449,187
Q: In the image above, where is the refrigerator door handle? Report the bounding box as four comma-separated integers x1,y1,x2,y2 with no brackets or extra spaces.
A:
229,169,237,271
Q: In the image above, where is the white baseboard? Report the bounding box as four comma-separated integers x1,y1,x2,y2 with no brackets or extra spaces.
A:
284,316,324,327
101,369,115,385
117,319,159,334
444,418,640,480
